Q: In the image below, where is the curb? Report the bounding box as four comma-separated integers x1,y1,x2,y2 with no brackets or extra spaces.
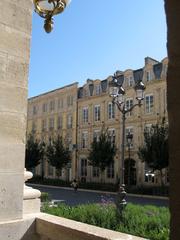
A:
28,183,169,201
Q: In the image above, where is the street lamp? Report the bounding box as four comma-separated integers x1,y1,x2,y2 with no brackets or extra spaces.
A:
33,0,71,33
109,71,145,213
126,132,133,186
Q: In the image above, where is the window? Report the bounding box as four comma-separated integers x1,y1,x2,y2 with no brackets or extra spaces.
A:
126,98,133,116
66,133,72,150
49,118,54,130
67,114,73,129
93,130,100,142
95,85,101,95
41,119,47,131
94,105,101,121
42,103,47,113
145,95,154,113
57,115,63,129
108,129,116,147
67,95,73,107
108,102,115,119
125,127,134,147
146,71,151,81
144,162,154,183
107,162,114,178
82,107,88,123
81,158,87,177
82,131,88,149
144,124,152,133
33,105,37,115
84,88,89,97
32,121,36,132
49,100,55,111
93,167,100,177
128,76,134,87
58,99,63,109
48,164,54,176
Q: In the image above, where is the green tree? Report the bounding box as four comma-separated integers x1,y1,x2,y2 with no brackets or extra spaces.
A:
46,135,71,176
25,133,45,171
138,119,169,185
88,128,116,181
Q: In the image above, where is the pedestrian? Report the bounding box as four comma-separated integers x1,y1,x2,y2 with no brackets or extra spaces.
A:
71,179,78,192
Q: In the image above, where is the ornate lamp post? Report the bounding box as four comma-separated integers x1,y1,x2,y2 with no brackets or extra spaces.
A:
109,71,145,213
126,131,133,186
33,0,71,33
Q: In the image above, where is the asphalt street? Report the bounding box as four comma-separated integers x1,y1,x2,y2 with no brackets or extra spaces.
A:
29,184,169,207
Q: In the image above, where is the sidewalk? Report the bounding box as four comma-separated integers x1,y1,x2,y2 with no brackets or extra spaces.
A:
29,183,169,201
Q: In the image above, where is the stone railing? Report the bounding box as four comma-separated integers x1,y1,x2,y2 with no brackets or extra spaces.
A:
23,169,41,214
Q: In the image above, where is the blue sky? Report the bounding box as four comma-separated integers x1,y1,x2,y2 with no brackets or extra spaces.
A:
29,0,167,97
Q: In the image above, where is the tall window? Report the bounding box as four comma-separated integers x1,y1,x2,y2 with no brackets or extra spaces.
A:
93,167,100,177
146,71,151,82
57,115,63,129
48,164,54,176
33,105,37,115
93,130,100,142
58,99,63,109
125,127,134,147
41,119,47,131
128,76,134,87
107,161,114,178
94,105,101,121
81,158,87,177
108,102,115,119
82,107,88,123
42,103,47,113
49,118,54,130
145,95,154,113
67,114,73,129
126,98,133,116
49,100,55,111
108,129,116,147
67,95,73,107
82,131,88,149
32,121,36,132
95,85,101,95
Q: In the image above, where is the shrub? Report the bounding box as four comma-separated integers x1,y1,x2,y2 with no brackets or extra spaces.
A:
42,203,170,240
41,192,50,202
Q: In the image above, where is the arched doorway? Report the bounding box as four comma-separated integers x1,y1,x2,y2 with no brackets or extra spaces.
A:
124,158,136,186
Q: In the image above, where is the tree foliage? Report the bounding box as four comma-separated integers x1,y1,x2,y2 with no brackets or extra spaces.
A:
25,133,45,170
88,128,116,172
138,119,169,172
46,135,71,173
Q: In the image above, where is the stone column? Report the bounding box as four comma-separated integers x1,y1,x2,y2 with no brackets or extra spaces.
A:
0,0,33,221
165,0,180,239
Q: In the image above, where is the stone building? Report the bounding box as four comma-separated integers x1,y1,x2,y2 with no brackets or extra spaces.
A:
27,83,78,181
27,57,168,186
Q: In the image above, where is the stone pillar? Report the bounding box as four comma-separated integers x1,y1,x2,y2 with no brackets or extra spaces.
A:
165,0,180,239
0,0,33,221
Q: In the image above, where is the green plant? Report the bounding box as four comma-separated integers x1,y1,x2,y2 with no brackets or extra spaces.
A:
43,203,170,240
138,119,169,185
46,135,71,174
40,192,50,202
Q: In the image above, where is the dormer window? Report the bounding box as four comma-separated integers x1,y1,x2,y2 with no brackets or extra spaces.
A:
128,76,134,87
95,85,101,95
146,71,151,81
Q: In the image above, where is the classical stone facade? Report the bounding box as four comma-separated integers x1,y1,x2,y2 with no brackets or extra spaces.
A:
27,83,78,181
27,57,168,186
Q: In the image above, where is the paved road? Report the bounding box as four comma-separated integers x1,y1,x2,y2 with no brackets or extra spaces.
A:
29,184,169,207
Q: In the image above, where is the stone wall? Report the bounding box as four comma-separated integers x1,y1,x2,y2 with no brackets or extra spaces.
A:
0,0,33,221
165,0,180,239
